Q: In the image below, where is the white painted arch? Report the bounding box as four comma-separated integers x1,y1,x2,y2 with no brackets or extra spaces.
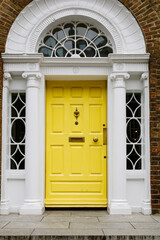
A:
6,0,146,54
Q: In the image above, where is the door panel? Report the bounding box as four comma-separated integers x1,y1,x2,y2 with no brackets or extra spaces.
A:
51,146,64,175
45,81,107,206
89,105,102,132
90,146,102,174
51,105,64,133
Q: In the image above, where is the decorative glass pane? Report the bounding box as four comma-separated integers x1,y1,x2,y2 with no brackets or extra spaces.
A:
94,36,107,48
126,93,142,170
127,93,141,117
11,107,17,118
12,93,25,114
44,36,57,48
84,47,96,57
38,22,113,58
64,23,75,36
56,47,67,57
11,119,25,143
10,93,26,170
127,119,141,143
99,47,113,57
53,28,65,40
86,28,98,40
11,146,24,165
76,40,87,50
64,40,75,50
38,47,52,57
76,23,87,36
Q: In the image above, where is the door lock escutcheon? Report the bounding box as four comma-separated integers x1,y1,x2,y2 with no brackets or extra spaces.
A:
93,137,98,142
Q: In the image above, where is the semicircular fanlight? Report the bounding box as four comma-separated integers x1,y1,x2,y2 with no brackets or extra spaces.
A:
38,22,113,58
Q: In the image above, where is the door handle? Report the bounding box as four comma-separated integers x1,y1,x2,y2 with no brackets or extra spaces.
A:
103,128,107,145
93,137,98,142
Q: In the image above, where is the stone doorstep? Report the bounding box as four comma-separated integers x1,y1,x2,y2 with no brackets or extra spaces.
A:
0,213,160,239
0,235,160,240
0,228,160,239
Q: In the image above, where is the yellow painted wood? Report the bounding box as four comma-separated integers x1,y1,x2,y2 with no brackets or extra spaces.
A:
45,81,107,206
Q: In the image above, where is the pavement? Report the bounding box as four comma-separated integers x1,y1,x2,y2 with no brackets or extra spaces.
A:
0,210,160,239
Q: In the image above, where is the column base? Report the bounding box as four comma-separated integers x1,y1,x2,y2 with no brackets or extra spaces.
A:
108,200,132,215
20,200,44,215
141,200,151,215
0,200,10,215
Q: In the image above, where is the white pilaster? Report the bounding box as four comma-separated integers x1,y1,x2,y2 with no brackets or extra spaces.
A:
0,73,12,214
141,73,151,215
20,72,44,215
108,73,131,215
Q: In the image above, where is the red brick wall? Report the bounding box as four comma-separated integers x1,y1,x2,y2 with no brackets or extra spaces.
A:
0,0,160,213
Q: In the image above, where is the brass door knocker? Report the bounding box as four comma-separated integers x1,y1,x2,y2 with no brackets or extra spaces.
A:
74,108,80,125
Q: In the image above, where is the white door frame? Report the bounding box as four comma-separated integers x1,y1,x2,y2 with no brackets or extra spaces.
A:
1,54,151,214
1,0,151,215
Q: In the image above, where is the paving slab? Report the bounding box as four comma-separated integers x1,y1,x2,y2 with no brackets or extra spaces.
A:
0,214,18,222
42,216,99,223
152,215,160,223
103,228,160,236
126,214,157,223
4,221,69,229
99,216,130,223
0,215,43,222
131,222,160,229
32,228,104,236
0,228,34,236
0,211,160,239
71,210,108,217
99,215,157,223
44,210,71,217
0,222,10,229
70,222,134,229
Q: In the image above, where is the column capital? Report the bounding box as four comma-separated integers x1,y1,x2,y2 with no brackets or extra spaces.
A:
22,72,41,80
141,72,148,81
3,72,12,88
110,73,130,81
141,72,149,88
110,73,130,89
22,72,41,89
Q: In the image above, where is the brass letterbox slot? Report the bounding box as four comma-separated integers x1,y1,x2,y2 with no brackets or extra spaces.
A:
69,137,85,143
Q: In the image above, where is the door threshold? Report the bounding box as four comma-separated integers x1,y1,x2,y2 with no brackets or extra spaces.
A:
45,205,107,208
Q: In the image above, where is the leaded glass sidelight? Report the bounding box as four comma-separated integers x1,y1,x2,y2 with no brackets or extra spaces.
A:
10,93,26,170
38,22,113,57
126,93,142,170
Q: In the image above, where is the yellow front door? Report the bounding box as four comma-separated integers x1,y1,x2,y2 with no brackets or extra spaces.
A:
45,80,107,207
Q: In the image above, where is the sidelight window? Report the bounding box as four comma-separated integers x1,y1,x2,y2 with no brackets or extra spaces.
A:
38,22,113,57
10,93,26,170
126,93,142,170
